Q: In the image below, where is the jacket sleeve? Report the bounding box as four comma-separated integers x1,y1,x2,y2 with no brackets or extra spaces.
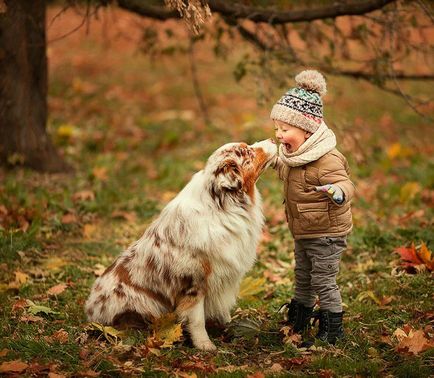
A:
271,156,289,181
318,154,355,204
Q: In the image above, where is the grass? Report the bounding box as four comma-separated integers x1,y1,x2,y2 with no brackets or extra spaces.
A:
0,5,433,377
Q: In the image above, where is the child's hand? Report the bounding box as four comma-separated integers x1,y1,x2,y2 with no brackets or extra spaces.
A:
315,184,344,204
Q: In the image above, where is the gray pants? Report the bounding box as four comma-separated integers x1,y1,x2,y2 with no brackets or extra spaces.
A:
294,236,347,313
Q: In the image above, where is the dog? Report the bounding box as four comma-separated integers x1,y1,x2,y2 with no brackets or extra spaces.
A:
85,139,277,350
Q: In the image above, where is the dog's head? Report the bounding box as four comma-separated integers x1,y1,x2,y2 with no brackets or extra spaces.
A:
205,139,277,206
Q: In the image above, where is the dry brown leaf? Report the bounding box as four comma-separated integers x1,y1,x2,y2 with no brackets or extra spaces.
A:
0,360,28,374
396,329,434,355
72,190,95,202
111,210,137,222
0,349,9,357
47,284,68,296
48,373,66,378
92,167,108,181
61,213,78,224
51,329,69,344
20,314,44,323
247,373,265,378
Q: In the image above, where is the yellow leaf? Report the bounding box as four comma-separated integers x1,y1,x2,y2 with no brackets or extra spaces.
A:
387,143,413,160
417,242,434,271
399,182,421,203
56,124,77,139
14,271,29,285
151,313,183,348
238,276,266,300
356,290,382,306
42,257,68,272
86,322,123,344
83,224,97,239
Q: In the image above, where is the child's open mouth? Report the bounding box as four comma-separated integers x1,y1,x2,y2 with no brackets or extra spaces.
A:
283,143,293,153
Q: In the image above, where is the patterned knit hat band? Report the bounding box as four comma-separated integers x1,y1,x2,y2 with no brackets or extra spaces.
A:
270,70,327,133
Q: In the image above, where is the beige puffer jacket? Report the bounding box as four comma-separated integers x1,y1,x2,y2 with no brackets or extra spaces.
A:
273,148,355,240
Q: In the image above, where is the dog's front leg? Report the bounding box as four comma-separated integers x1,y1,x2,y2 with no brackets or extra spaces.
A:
179,296,216,351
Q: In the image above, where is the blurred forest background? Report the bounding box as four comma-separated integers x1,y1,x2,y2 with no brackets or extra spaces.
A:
0,0,433,377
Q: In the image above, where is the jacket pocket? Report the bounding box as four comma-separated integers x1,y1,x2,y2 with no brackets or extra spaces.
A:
297,202,330,231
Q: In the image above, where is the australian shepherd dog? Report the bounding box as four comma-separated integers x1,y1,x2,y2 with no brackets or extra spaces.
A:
85,139,277,350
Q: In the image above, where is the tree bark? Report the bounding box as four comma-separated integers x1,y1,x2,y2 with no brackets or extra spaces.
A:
0,0,70,172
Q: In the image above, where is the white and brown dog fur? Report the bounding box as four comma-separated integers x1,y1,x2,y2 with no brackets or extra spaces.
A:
85,139,277,350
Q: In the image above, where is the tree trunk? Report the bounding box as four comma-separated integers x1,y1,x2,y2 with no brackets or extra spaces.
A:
0,0,70,172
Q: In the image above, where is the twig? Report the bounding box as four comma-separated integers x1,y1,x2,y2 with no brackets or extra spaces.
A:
188,36,211,126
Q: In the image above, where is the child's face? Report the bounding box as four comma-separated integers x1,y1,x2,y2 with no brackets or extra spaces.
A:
274,120,311,153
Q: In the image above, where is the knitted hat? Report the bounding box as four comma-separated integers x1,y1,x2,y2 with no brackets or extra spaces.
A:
270,70,327,133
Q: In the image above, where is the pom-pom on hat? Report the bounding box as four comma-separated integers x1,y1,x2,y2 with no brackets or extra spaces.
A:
270,70,327,133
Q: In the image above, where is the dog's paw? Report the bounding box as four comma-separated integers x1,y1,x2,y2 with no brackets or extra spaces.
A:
195,339,217,351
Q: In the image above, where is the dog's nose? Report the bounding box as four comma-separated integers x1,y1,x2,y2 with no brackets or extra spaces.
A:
269,138,276,144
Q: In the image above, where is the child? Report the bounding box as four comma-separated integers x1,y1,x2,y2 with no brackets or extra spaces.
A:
270,70,355,346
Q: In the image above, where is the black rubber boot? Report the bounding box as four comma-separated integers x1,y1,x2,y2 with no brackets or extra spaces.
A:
278,299,299,325
316,309,344,344
292,302,314,333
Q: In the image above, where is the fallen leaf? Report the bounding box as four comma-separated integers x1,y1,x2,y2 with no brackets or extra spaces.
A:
226,318,262,339
417,242,434,271
269,363,283,372
83,224,97,239
76,370,100,377
41,257,68,273
238,276,266,300
92,167,108,181
72,190,95,202
56,124,78,140
48,373,66,378
20,315,44,323
0,349,9,357
14,271,29,285
0,360,28,374
85,322,123,344
396,329,434,355
400,182,421,203
61,213,78,224
50,329,69,344
47,284,68,296
395,243,433,273
27,300,59,317
151,313,183,348
247,373,265,378
111,210,137,222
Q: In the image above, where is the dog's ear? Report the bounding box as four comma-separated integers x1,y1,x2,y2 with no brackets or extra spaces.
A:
214,159,242,191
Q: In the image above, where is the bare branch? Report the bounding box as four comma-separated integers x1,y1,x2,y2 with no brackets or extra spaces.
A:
117,0,180,20
117,0,398,24
208,0,397,24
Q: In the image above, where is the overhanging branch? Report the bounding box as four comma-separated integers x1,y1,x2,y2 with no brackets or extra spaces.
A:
116,0,398,24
